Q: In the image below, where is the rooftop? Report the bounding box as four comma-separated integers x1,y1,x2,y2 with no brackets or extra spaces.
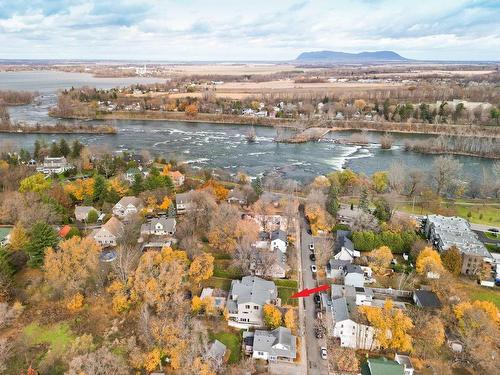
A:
228,276,277,306
253,327,296,359
414,290,442,309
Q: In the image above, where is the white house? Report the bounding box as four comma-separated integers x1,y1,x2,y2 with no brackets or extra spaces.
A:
175,191,194,214
334,231,360,261
343,264,365,288
329,296,376,350
74,205,101,222
270,230,287,253
395,354,415,375
251,327,297,362
226,276,278,329
92,217,124,247
112,196,142,219
140,217,176,236
36,156,73,175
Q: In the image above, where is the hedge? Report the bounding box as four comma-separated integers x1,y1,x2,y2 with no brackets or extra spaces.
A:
352,230,420,253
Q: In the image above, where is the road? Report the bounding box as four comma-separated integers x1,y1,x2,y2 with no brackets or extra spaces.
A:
298,210,329,375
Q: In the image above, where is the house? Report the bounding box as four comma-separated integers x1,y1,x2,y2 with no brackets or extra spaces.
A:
206,340,227,365
254,231,270,249
175,191,194,214
92,217,124,247
270,230,287,253
123,154,145,165
227,188,247,205
124,167,148,184
36,156,72,175
112,196,142,219
334,231,360,261
343,264,365,288
326,259,351,279
413,290,442,309
140,217,176,236
226,276,278,328
58,225,72,238
423,215,491,275
168,170,185,187
252,248,289,279
74,206,101,222
331,285,374,306
328,296,376,350
252,327,297,362
361,357,404,375
0,227,12,246
200,288,226,310
394,354,414,375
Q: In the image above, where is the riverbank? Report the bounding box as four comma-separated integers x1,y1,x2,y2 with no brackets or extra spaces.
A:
50,109,500,138
0,122,117,134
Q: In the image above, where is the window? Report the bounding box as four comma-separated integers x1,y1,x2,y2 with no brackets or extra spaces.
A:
254,306,259,310
245,305,250,309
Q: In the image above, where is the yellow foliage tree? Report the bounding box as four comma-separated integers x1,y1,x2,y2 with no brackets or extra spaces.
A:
19,173,52,194
369,246,393,272
305,203,329,235
193,357,216,375
372,172,389,193
359,299,413,352
454,300,499,323
108,177,129,197
191,296,203,314
189,253,214,285
284,309,296,331
159,196,172,210
263,304,282,329
416,247,444,276
44,236,101,297
203,180,229,201
66,292,84,312
107,279,135,313
143,348,162,372
8,222,29,252
133,247,188,313
64,178,94,201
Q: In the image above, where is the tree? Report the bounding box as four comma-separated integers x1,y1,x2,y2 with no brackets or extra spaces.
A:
411,313,445,359
416,247,444,276
59,139,70,158
373,197,393,222
66,346,129,375
159,196,172,211
388,162,406,194
87,209,98,223
93,174,107,203
359,188,369,212
133,247,188,313
284,309,296,331
369,246,393,272
26,222,58,268
263,304,282,329
441,246,462,275
44,236,101,296
329,346,359,373
185,103,198,117
431,156,462,196
251,177,263,197
189,253,214,286
372,172,388,193
351,211,379,232
7,222,29,252
18,173,51,193
326,184,340,217
359,299,413,352
208,203,241,253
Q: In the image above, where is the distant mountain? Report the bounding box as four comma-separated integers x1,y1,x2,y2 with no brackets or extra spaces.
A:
296,50,408,63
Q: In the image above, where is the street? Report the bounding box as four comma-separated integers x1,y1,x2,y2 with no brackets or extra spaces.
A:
298,210,329,375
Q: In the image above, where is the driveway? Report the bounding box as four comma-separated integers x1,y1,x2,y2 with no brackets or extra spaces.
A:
299,211,329,375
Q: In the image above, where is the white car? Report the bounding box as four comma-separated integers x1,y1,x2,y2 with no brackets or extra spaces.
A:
320,347,327,360
309,243,314,251
311,264,317,273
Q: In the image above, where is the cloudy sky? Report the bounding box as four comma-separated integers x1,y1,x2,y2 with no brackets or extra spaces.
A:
0,0,499,61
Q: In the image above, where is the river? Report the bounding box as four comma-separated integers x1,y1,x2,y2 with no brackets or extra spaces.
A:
0,70,497,183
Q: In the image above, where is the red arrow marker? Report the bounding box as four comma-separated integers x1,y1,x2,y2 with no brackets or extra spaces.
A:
291,284,330,298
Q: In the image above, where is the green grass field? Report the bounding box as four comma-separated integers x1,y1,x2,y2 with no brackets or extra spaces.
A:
278,286,298,306
469,289,500,309
23,322,75,353
209,331,242,363
201,276,233,291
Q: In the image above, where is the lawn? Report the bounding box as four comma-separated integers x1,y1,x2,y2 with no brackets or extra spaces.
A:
213,260,243,279
209,331,242,363
469,289,500,309
23,322,75,353
202,276,233,291
484,231,500,240
273,279,298,288
278,286,298,307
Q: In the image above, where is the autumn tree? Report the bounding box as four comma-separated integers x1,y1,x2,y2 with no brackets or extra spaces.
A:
44,236,101,297
411,313,445,359
284,309,296,331
440,246,462,275
203,180,229,201
66,346,129,375
189,253,214,286
329,345,359,373
368,246,393,273
208,203,241,253
18,173,51,194
7,222,29,252
416,247,444,276
371,171,388,193
359,299,413,352
185,103,199,118
263,304,282,329
431,155,462,196
26,222,58,268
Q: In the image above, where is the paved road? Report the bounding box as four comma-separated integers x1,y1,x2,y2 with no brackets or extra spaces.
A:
299,211,329,375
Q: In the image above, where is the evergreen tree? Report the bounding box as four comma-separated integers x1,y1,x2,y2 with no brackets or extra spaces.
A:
26,222,58,268
326,185,340,217
93,174,107,203
70,140,83,159
252,177,263,197
131,173,144,195
19,149,31,163
59,139,70,157
359,188,369,212
49,141,61,157
34,140,41,160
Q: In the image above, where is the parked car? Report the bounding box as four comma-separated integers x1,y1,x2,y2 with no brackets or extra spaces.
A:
309,243,314,251
320,347,327,360
311,264,317,273
309,253,316,261
314,293,321,307
314,328,324,339
488,228,499,233
307,229,312,235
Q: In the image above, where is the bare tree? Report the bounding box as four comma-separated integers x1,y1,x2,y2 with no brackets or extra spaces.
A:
66,346,129,375
315,237,334,268
112,244,141,284
431,155,463,196
388,161,406,194
351,211,379,232
0,338,12,374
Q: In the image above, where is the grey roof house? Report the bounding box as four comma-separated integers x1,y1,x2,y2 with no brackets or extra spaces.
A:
252,327,297,362
226,276,278,329
140,217,176,236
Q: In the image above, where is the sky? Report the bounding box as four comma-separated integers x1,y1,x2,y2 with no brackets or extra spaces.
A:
0,0,499,61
